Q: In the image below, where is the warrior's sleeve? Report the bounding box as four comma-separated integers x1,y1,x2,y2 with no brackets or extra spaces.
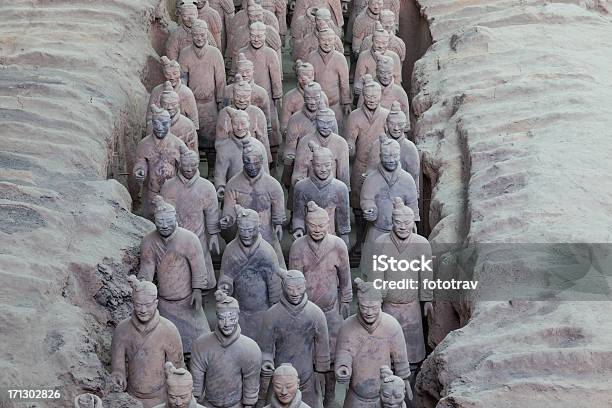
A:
133,142,149,180
336,143,351,189
336,185,351,236
166,323,186,369
214,50,227,104
270,179,287,226
389,322,411,380
218,257,234,295
280,93,293,134
183,88,200,130
110,326,127,379
266,255,282,305
259,309,276,365
275,0,287,35
214,145,230,189
221,183,238,226
145,90,157,134
360,174,377,213
190,340,208,399
338,56,351,106
345,112,359,155
178,50,190,84
334,323,353,373
353,54,367,95
359,36,372,54
351,19,366,56
210,14,222,51
260,91,273,138
269,53,283,100
166,32,180,61
188,233,215,290
204,183,221,235
392,52,402,84
242,341,263,406
185,122,198,152
402,177,420,222
288,242,304,271
290,141,309,187
291,185,306,234
313,306,331,372
216,108,230,141
419,241,434,302
284,116,301,160
138,237,156,282
255,108,273,162
336,239,352,304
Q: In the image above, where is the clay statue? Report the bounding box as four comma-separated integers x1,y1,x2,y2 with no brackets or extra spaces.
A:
160,81,199,153
190,291,262,407
260,269,331,408
292,106,349,189
194,0,222,51
292,145,350,241
359,10,405,62
306,27,351,133
217,74,272,163
152,362,205,408
290,7,317,61
280,60,329,135
218,205,282,339
347,0,398,48
345,76,389,254
74,394,102,408
282,82,329,189
214,108,269,197
220,142,286,267
147,56,198,133
230,0,280,55
354,22,402,96
358,56,409,122
139,196,216,357
361,136,419,249
261,0,287,41
365,102,419,188
235,21,283,168
371,199,433,365
288,202,352,405
167,3,217,60
335,278,412,408
111,276,184,408
351,0,384,57
296,16,344,62
378,366,407,408
292,0,343,30
202,0,235,52
224,53,272,147
134,105,187,220
161,145,220,276
263,364,310,408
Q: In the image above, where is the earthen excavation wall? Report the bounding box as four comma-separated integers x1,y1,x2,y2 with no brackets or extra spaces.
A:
0,0,169,405
407,0,612,406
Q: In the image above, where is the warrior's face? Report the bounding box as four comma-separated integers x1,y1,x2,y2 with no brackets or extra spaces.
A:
312,156,332,180
181,9,197,28
372,35,389,53
164,67,181,87
380,386,405,408
248,10,264,23
358,299,381,324
239,67,254,83
386,116,406,139
283,280,306,305
152,115,171,139
155,211,177,237
133,296,158,323
382,19,396,34
316,116,335,137
315,16,330,31
234,90,252,110
232,116,250,138
166,391,192,408
297,70,314,89
363,87,381,111
318,32,335,53
250,31,266,49
304,91,321,112
161,98,180,118
180,157,198,179
217,310,239,337
243,154,263,178
377,66,394,87
196,0,206,8
307,217,328,242
381,149,400,172
192,27,208,48
238,223,259,246
393,213,414,239
272,375,299,405
368,0,383,14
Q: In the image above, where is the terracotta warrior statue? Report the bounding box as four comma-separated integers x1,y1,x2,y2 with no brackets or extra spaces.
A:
167,3,217,60
160,81,198,153
372,199,433,368
178,18,226,177
361,136,419,249
306,27,351,133
214,108,269,198
354,22,402,96
358,56,409,122
74,394,102,408
217,74,272,163
152,362,204,408
193,0,222,50
346,75,389,254
350,0,385,57
111,276,184,408
292,0,343,30
335,278,412,408
230,0,280,52
235,21,283,169
218,206,282,339
365,102,419,187
282,82,330,190
378,366,407,408
134,105,187,220
290,7,317,60
292,146,350,242
359,10,405,62
220,142,286,267
139,196,216,359
263,364,310,408
201,0,234,52
292,106,349,189
288,202,352,405
225,53,272,146
260,269,331,408
161,145,220,276
190,291,262,407
347,0,398,46
147,56,198,133
296,15,344,62
280,61,330,135
261,0,287,42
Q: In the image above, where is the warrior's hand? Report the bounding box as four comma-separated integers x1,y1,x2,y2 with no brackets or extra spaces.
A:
340,234,350,248
340,301,350,319
209,234,220,254
134,169,146,182
275,224,283,242
405,379,414,401
110,372,127,391
191,288,203,311
335,365,351,384
424,301,434,319
342,103,352,117
216,186,225,200
363,207,378,221
219,215,232,230
292,229,304,240
261,361,275,377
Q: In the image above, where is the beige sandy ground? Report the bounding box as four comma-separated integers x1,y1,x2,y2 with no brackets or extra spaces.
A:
410,0,612,406
0,0,171,406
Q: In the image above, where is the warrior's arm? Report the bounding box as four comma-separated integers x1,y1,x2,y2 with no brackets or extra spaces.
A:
291,187,306,234
110,330,127,380
419,242,434,301
337,239,353,304
389,326,411,380
336,187,351,236
138,239,156,282
214,52,227,104
270,182,287,227
242,344,263,406
204,185,221,235
313,308,331,372
189,236,215,290
338,58,351,106
166,324,186,368
190,342,208,399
